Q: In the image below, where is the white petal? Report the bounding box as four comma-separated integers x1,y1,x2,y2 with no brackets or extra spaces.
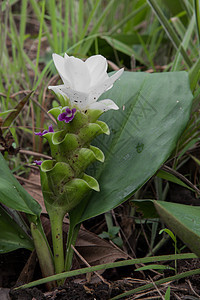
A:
88,68,124,104
65,56,91,93
50,54,123,113
64,53,69,59
49,84,88,110
48,84,64,94
89,99,119,111
52,54,72,88
48,85,68,101
85,55,108,87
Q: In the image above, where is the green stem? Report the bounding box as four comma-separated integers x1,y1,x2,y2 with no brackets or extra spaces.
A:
49,209,65,276
65,223,80,271
146,235,170,257
105,212,113,231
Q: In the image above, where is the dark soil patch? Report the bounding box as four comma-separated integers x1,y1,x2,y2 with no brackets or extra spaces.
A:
10,281,134,300
9,270,200,300
0,249,30,288
4,254,200,299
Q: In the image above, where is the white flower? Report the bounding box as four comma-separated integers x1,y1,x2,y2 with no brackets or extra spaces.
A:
48,53,124,112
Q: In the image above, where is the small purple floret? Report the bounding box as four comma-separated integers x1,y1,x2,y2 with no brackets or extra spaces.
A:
34,125,54,136
34,160,42,166
48,124,54,132
34,131,43,136
58,108,76,123
58,112,68,121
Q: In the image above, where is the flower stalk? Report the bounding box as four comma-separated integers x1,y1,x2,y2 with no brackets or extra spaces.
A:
48,209,65,276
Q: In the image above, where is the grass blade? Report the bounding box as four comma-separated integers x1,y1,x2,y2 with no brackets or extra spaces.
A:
47,0,58,52
74,0,101,54
34,0,45,85
19,0,27,46
63,0,70,51
80,0,116,55
15,253,196,289
109,3,147,35
194,0,200,44
29,0,53,49
111,268,200,299
147,0,192,68
101,35,146,65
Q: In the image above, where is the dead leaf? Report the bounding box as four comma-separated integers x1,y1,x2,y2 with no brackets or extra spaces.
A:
15,251,37,286
73,225,128,266
0,288,11,300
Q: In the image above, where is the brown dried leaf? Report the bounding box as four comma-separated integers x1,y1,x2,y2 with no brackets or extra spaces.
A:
75,226,128,266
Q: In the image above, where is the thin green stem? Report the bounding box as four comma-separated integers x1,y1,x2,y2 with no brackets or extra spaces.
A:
105,212,113,231
65,223,80,271
146,235,170,257
194,0,200,45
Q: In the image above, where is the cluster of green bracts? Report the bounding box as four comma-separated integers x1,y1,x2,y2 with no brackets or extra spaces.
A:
41,106,109,215
35,104,109,276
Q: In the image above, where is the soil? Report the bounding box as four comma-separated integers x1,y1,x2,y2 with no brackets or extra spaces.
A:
1,246,200,299
10,281,134,300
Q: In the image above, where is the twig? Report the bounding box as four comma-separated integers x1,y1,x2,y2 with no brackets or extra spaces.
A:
186,279,200,298
148,276,165,300
161,165,200,195
0,147,51,159
71,245,110,286
14,175,41,188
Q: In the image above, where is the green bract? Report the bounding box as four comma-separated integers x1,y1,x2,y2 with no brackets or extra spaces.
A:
40,108,109,215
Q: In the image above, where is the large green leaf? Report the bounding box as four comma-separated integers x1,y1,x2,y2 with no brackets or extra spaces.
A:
0,205,34,253
0,152,41,215
154,201,200,257
71,71,193,223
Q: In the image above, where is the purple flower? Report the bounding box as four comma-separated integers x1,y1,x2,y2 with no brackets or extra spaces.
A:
35,125,54,136
58,108,76,123
34,160,42,166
